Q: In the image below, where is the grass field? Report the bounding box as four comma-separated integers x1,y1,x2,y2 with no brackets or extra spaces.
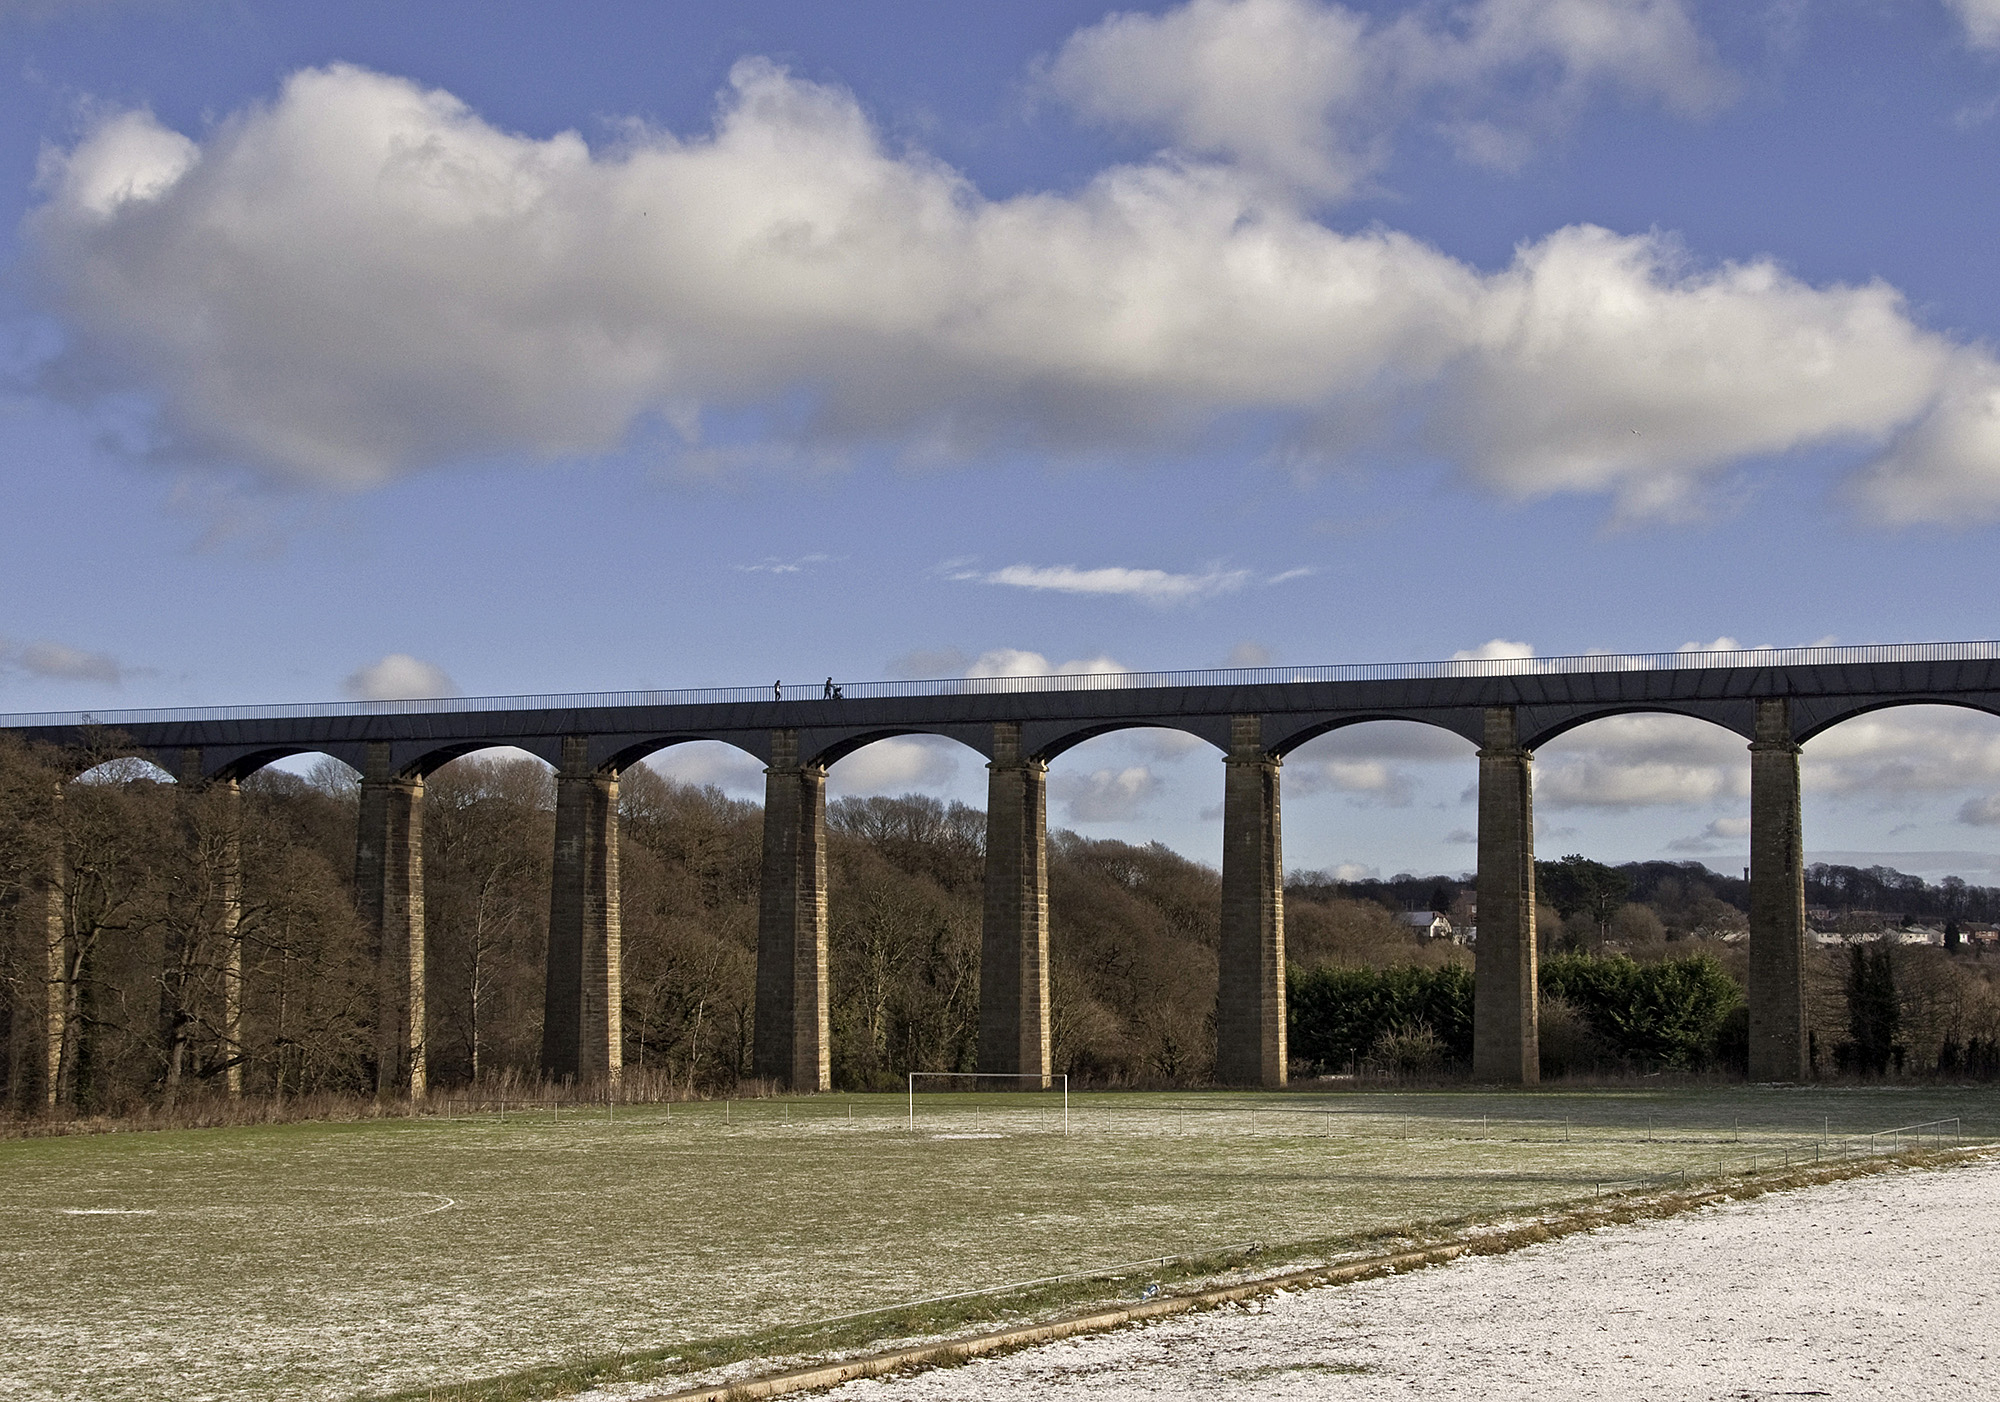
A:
3,1084,1996,1402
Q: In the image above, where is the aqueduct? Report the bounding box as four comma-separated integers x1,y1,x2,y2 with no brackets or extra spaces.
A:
9,641,1998,1095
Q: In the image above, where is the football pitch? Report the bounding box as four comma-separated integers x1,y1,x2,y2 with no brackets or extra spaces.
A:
4,1084,1995,1402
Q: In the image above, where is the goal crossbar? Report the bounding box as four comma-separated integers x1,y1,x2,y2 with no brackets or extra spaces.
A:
906,1071,1069,1136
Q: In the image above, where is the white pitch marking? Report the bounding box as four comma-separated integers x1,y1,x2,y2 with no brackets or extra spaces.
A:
60,1208,157,1215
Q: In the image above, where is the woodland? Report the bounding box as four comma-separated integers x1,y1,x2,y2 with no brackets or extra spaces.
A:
3,735,1999,1115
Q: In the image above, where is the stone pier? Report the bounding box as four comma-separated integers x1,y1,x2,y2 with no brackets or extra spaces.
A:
1473,707,1538,1083
355,742,426,1098
979,722,1051,1084
543,737,622,1085
1217,715,1286,1086
1748,698,1809,1081
755,730,831,1091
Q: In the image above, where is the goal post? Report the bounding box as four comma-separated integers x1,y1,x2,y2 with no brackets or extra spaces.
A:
906,1071,1069,1136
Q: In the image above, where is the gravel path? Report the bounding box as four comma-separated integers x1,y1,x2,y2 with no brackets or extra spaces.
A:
823,1158,2000,1401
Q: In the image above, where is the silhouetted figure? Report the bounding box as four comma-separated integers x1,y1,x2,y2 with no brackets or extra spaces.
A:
773,680,781,701
824,677,834,699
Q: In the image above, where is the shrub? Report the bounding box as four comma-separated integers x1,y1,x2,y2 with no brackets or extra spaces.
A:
1287,963,1473,1073
1540,951,1741,1070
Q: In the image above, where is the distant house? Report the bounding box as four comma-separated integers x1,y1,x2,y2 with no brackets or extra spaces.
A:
1399,910,1457,942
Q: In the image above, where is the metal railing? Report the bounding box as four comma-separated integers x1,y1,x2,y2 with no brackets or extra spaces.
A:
4,639,1997,730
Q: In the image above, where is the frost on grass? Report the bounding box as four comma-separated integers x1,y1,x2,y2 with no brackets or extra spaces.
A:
822,1156,2000,1401
0,1089,1994,1402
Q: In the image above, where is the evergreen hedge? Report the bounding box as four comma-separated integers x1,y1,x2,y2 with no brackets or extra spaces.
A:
1287,951,1743,1074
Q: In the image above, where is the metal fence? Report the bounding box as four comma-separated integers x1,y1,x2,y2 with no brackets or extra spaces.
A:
6,639,1999,730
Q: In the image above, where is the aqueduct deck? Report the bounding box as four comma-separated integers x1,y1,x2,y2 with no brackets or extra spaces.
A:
9,641,1999,1094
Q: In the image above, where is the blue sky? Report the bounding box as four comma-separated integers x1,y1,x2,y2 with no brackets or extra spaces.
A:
6,0,2000,884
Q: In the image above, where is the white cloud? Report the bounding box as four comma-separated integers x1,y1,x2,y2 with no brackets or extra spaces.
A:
1286,757,1417,805
1044,0,1731,198
1283,719,1472,806
1535,713,1744,810
8,639,129,685
1425,225,1956,522
1052,765,1162,822
1850,363,2000,522
22,57,1998,522
1803,707,2000,802
735,553,833,574
1947,0,2000,50
827,736,961,795
1452,638,1535,661
1527,707,2000,817
641,740,765,795
964,648,1130,679
1295,722,1474,762
1665,814,1750,853
1226,640,1274,667
342,653,456,701
974,563,1250,604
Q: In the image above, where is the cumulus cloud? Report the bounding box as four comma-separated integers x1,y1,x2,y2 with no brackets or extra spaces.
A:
641,740,765,795
1802,707,2000,802
5,639,131,685
1051,765,1162,822
1665,815,1750,853
1535,713,1745,810
1948,0,2000,49
1453,638,1535,661
1287,757,1417,805
342,653,457,701
1283,719,1472,806
1044,0,1732,198
828,735,960,795
1849,364,2000,523
21,48,2000,521
964,648,1129,678
1526,707,2000,818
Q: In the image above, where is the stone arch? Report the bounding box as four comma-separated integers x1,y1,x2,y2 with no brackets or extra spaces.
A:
214,747,361,785
1525,709,1755,856
1520,702,1756,752
598,733,768,782
1795,695,2000,745
406,742,558,780
820,730,991,803
1269,711,1481,759
68,755,177,785
1025,718,1225,764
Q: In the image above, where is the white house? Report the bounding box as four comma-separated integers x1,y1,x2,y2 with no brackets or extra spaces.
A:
1399,910,1456,942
